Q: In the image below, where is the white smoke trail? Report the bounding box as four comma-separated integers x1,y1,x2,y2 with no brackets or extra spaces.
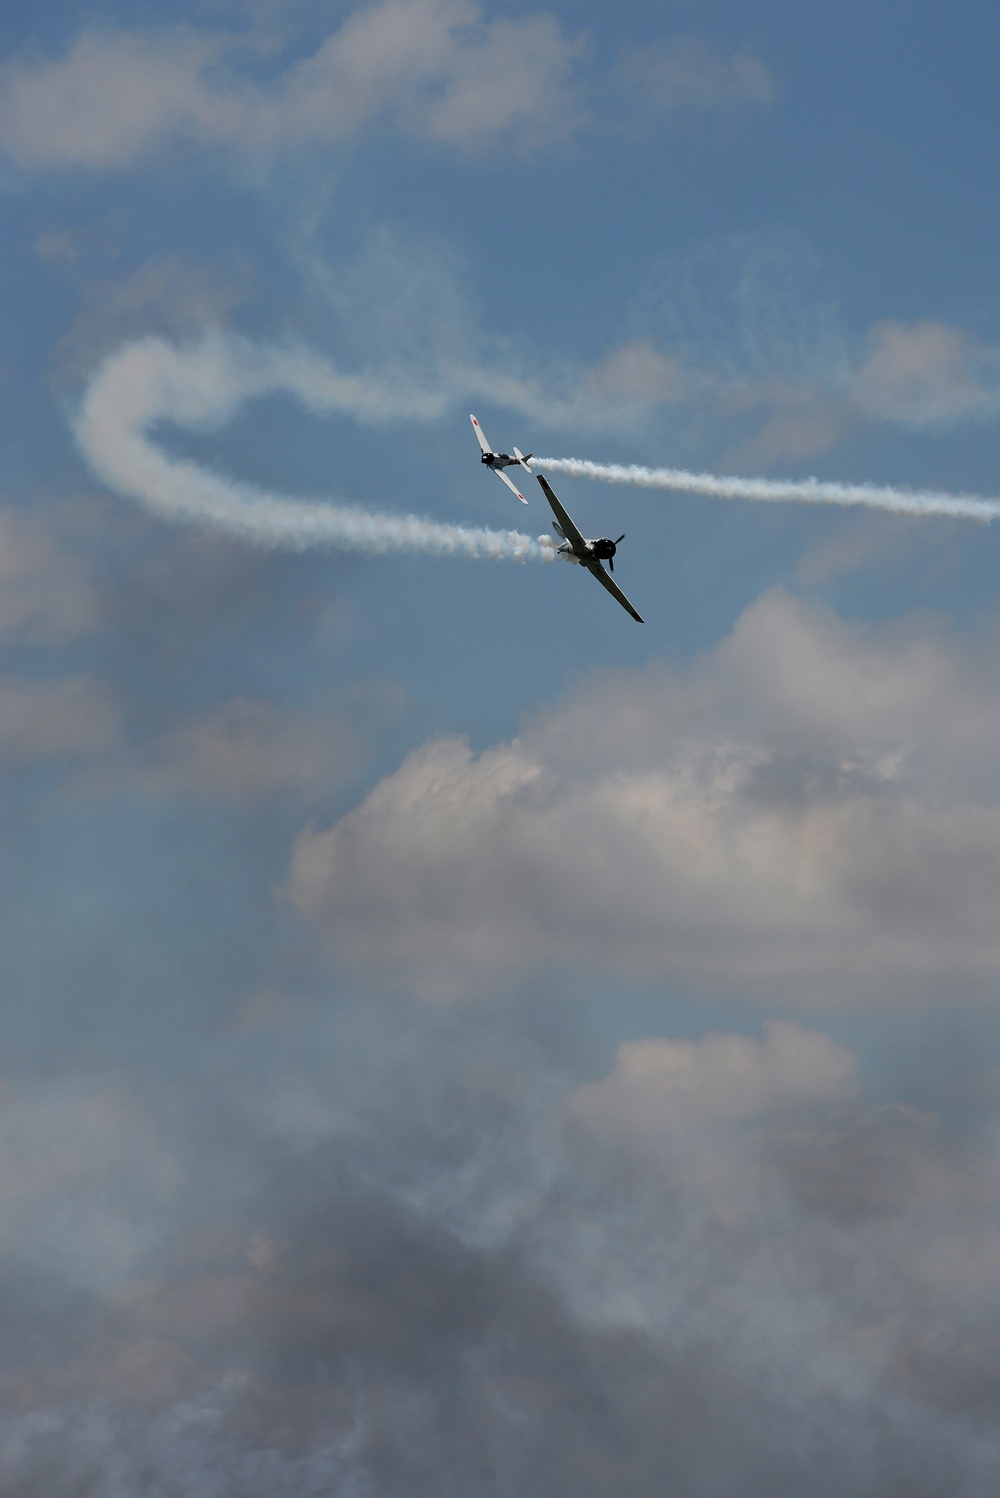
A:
74,336,552,563
535,457,1000,523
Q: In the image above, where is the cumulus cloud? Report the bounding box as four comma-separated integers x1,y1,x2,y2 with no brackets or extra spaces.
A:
0,1,583,169
289,588,1000,1003
573,1020,856,1134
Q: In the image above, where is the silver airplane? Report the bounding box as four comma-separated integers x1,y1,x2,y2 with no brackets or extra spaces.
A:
538,475,644,623
470,414,532,504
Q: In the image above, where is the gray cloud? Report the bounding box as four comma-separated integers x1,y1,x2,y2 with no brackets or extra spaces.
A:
289,588,1000,1004
0,1080,177,1294
4,999,1000,1494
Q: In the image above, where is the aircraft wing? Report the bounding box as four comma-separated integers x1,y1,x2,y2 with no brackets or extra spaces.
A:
537,476,586,547
584,561,644,623
494,465,527,503
470,414,492,455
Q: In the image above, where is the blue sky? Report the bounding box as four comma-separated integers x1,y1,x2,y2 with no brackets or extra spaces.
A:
4,2,1000,1490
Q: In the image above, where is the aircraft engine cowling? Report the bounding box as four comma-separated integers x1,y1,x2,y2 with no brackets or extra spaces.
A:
590,534,626,570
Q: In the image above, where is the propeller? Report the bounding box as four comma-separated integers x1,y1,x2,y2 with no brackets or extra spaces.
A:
609,534,625,572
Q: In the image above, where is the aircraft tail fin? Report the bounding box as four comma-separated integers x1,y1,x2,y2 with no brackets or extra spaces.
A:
513,447,533,470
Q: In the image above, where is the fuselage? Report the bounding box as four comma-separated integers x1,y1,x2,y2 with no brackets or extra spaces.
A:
482,451,519,471
558,538,618,565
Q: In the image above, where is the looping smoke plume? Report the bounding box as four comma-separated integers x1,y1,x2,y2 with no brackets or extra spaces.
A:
536,456,1000,522
73,336,553,563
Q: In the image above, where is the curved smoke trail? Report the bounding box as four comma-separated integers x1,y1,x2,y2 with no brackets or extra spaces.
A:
74,336,553,564
535,457,1000,523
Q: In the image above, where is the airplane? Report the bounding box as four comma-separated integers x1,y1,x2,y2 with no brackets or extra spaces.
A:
537,474,644,623
470,414,532,504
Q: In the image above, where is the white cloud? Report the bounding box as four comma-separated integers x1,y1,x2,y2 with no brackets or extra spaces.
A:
721,385,850,468
133,696,359,800
404,10,585,147
555,311,1000,466
289,588,1000,1004
0,677,359,801
0,508,101,642
625,237,1000,461
582,339,690,412
708,316,1000,462
0,676,118,764
0,8,786,173
723,314,1000,456
0,2,583,169
572,1021,856,1135
0,29,222,170
54,255,251,383
614,36,775,116
850,319,1000,427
